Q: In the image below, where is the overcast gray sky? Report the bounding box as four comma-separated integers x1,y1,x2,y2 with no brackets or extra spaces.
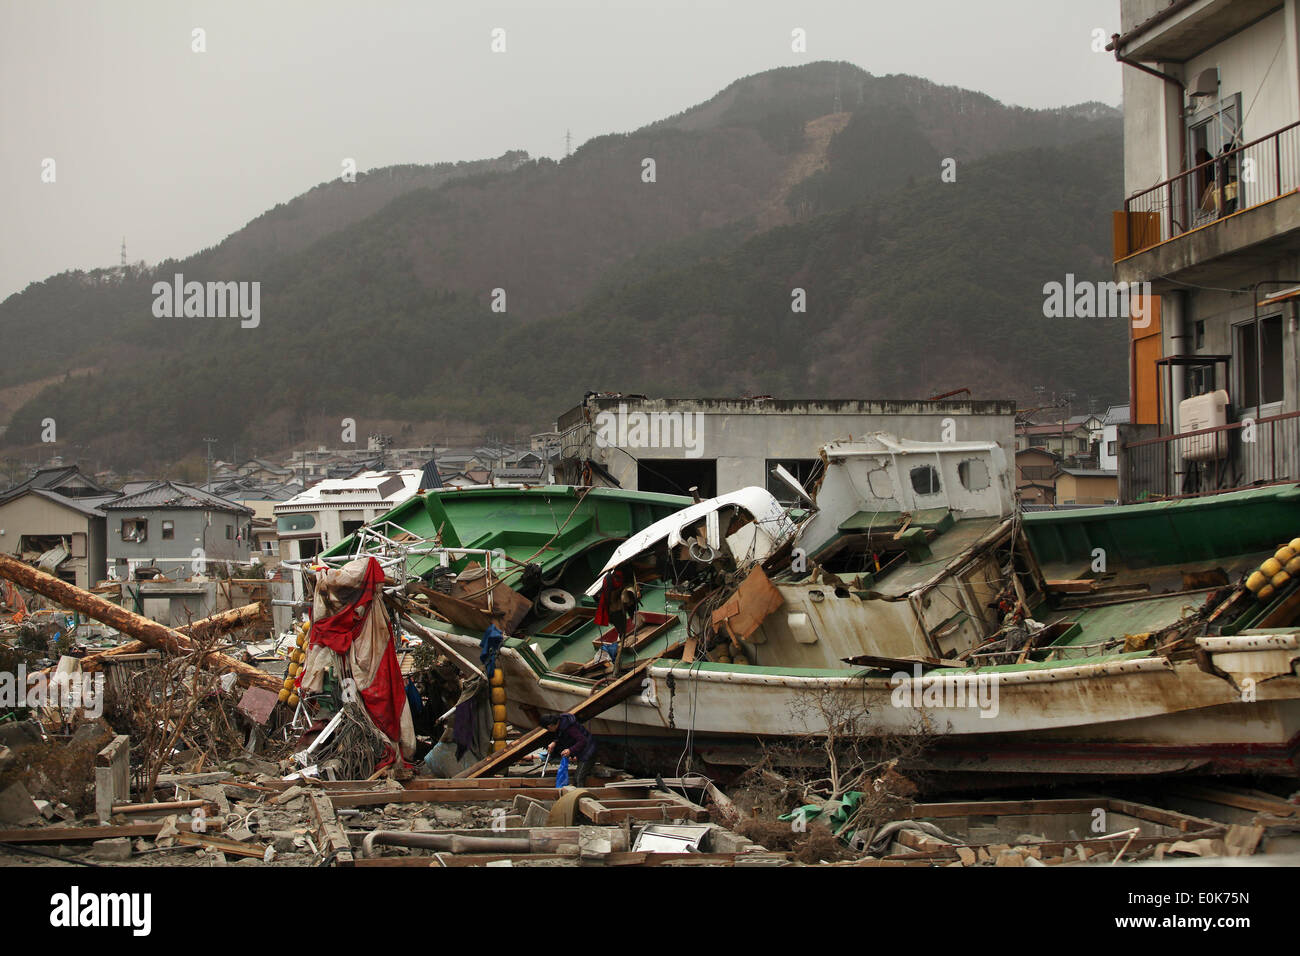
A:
0,0,1122,301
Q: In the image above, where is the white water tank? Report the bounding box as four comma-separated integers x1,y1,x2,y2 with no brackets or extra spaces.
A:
1179,390,1229,461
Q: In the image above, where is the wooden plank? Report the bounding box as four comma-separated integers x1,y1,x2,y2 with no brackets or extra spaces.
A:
329,786,632,808
176,830,266,859
114,799,215,815
95,734,130,824
0,820,224,843
458,645,680,779
904,798,1100,819
1168,785,1296,817
309,793,354,866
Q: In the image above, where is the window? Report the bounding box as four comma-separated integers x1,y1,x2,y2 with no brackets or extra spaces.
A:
910,464,941,496
1236,315,1284,409
1107,440,1117,456
765,458,822,505
1029,436,1047,448
1194,320,1206,350
121,518,147,542
161,520,174,540
636,458,717,498
225,524,233,540
957,458,990,492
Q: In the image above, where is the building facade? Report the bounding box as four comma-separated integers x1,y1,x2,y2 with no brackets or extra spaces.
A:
103,481,254,579
555,396,1017,502
1111,1,1300,499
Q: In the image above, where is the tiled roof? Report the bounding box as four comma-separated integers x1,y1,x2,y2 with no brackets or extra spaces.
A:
103,480,252,514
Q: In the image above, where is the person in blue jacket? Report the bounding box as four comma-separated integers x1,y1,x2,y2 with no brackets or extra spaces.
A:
541,712,597,788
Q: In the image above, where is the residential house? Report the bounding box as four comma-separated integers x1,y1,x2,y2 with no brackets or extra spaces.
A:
103,481,254,579
274,470,423,598
1111,1,1300,500
1053,467,1120,506
1100,404,1131,471
1015,447,1061,505
1015,421,1094,462
0,489,115,588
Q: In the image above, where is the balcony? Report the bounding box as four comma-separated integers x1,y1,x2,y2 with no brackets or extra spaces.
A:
1114,122,1300,287
1119,410,1300,503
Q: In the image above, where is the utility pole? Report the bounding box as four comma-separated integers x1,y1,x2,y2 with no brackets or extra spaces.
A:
203,437,218,489
564,129,572,157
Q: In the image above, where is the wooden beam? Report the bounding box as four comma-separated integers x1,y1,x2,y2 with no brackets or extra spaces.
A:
175,830,266,859
78,602,268,672
309,793,354,866
0,820,224,843
0,554,279,691
457,646,680,779
329,786,632,808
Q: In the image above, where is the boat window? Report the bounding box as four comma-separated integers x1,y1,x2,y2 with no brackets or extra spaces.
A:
958,458,990,492
867,467,894,499
910,465,941,496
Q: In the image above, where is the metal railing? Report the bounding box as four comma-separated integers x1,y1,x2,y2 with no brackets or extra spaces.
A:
1122,121,1300,255
1120,410,1300,503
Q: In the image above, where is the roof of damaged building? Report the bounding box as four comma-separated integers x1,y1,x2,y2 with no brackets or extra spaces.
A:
0,486,119,518
102,480,253,515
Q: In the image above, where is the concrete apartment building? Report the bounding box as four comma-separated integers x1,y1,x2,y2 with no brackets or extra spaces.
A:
555,396,1017,503
1111,0,1300,499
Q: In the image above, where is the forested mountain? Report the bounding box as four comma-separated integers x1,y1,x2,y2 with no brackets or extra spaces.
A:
0,62,1123,469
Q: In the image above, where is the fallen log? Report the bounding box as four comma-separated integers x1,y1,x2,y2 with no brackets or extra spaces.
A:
0,554,279,691
76,602,268,673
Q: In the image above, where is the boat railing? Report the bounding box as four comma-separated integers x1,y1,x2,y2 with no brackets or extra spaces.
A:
1119,409,1300,503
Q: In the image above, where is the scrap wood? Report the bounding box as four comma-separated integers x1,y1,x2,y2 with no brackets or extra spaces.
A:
113,799,217,815
1170,784,1296,817
0,819,225,843
0,554,278,691
75,602,269,674
309,792,353,866
176,830,267,859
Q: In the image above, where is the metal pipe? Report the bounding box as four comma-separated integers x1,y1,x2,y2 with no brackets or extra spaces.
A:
360,830,531,858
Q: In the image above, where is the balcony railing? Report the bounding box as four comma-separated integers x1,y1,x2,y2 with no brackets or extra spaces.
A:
1119,410,1300,503
1120,122,1300,257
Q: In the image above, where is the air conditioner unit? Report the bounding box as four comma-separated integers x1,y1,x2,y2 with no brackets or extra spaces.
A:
1179,390,1229,461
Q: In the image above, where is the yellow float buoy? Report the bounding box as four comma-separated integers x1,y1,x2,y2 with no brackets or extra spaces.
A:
491,686,506,705
283,677,295,690
1276,546,1297,564
1273,571,1291,589
1287,556,1300,575
277,688,289,703
1262,558,1283,577
287,693,299,706
1290,537,1300,552
1259,584,1276,601
490,668,505,688
1246,570,1267,592
492,704,507,722
492,721,507,739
